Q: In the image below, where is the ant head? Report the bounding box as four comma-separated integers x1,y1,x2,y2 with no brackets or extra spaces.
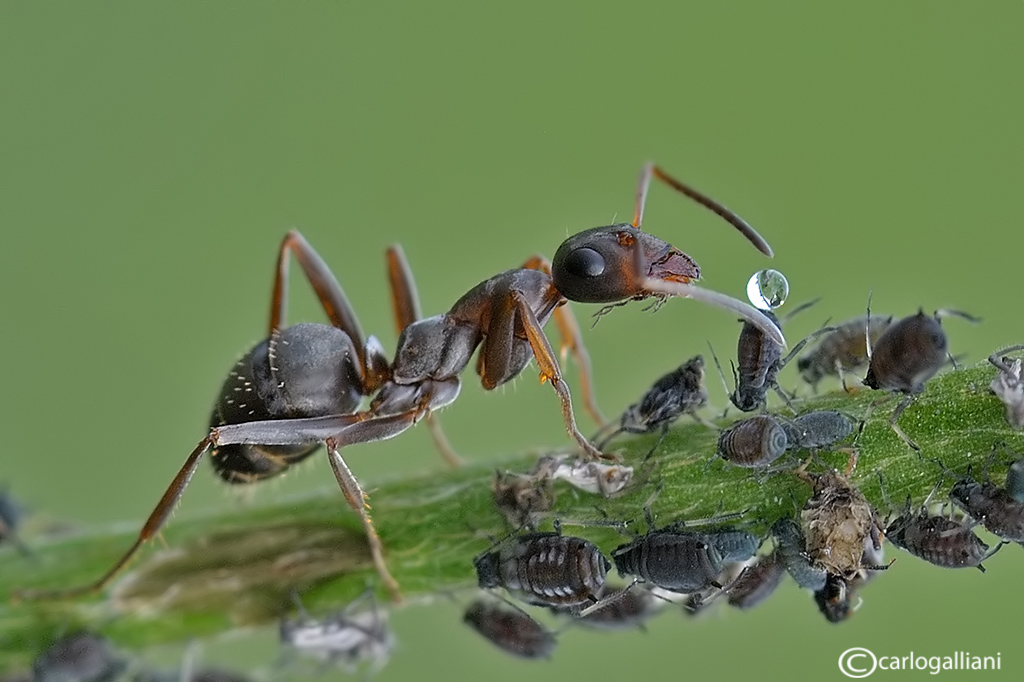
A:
551,225,699,304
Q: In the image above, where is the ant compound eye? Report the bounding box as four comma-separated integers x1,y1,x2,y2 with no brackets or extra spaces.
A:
563,247,606,279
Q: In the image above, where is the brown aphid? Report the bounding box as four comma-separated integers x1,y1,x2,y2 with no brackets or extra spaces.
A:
989,344,1024,429
886,506,996,571
798,461,884,582
716,414,788,468
463,600,556,660
726,551,786,611
798,314,893,390
474,526,609,610
950,474,1024,543
492,470,556,529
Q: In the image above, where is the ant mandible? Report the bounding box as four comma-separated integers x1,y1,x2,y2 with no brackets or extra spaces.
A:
17,163,781,602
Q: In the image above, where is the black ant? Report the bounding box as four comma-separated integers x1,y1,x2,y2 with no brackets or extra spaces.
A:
17,163,781,602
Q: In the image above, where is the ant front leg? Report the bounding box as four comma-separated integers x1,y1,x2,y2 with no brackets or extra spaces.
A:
493,290,610,462
521,255,607,428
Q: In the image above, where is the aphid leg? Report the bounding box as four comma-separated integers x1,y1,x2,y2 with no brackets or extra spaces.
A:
706,342,734,419
989,344,1024,374
577,579,643,618
888,396,920,452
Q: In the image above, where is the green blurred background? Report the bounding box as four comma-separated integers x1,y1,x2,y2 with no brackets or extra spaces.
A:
1,2,1021,680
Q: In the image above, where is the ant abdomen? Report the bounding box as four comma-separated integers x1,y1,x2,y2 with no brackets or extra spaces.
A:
210,323,366,484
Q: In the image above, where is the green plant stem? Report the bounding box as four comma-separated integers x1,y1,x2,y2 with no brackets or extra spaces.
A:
1,361,1023,671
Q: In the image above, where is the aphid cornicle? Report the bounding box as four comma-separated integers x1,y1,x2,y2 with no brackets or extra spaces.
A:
716,414,789,468
474,525,610,610
797,314,893,390
20,163,783,604
596,354,709,451
989,344,1024,429
463,600,557,660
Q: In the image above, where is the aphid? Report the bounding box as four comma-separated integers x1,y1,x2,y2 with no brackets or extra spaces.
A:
21,163,782,602
716,414,789,468
989,344,1024,429
863,307,978,450
531,454,634,497
950,470,1024,543
463,600,557,660
886,505,996,571
719,299,824,413
612,506,757,594
473,524,609,610
492,470,556,528
781,410,855,451
570,584,661,631
797,459,885,581
726,551,786,611
32,632,126,682
595,354,709,451
771,518,827,591
797,314,893,390
279,591,394,676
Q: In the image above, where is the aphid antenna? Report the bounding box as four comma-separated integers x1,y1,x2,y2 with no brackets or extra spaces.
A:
777,298,822,325
706,341,735,416
552,516,629,534
934,308,982,324
989,344,1024,374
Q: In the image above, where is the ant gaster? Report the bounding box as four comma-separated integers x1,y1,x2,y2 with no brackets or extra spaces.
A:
18,163,781,602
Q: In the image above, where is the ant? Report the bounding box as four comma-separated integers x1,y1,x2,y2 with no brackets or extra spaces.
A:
17,163,781,603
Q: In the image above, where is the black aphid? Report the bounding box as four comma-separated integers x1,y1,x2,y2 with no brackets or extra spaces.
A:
463,600,557,659
612,505,756,594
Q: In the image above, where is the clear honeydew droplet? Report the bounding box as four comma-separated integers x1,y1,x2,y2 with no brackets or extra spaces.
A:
746,269,789,311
